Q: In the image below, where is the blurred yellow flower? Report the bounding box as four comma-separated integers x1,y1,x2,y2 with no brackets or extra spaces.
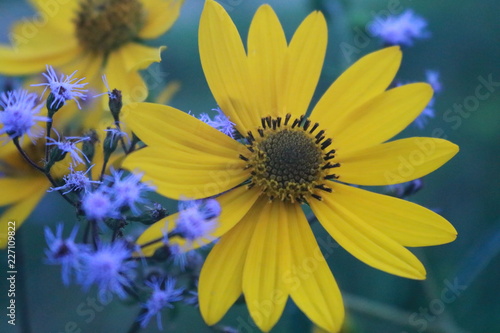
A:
0,0,184,125
123,1,458,332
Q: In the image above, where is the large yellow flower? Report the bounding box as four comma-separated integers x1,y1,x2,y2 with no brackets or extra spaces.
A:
123,1,459,331
0,0,183,125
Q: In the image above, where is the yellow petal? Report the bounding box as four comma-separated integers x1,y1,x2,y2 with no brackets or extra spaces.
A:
11,21,75,51
122,102,244,157
310,190,426,279
199,0,256,134
0,44,80,75
199,211,259,325
243,199,291,332
311,46,402,130
337,137,459,185
0,177,46,205
104,49,148,104
247,4,287,119
0,180,47,248
119,43,165,72
283,11,327,119
287,203,344,332
29,0,79,32
139,0,184,39
123,147,248,199
136,186,261,256
327,183,457,247
332,83,433,153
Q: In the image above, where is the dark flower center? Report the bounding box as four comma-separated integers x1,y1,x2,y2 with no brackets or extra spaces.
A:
75,0,144,55
240,115,340,203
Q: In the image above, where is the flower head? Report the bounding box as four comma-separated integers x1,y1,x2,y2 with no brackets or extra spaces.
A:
139,277,184,329
46,134,91,167
32,65,88,109
44,224,87,285
81,188,119,222
370,9,429,46
124,2,459,331
0,0,184,125
0,89,48,142
78,241,136,302
104,168,155,215
198,107,235,138
173,198,220,244
49,165,101,194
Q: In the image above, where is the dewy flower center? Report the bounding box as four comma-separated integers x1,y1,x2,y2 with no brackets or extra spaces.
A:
240,115,341,203
75,0,144,54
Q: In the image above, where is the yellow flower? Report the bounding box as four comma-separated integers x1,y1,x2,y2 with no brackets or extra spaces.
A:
0,0,184,125
123,1,459,332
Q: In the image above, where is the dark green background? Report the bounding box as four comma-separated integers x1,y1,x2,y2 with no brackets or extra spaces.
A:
0,0,499,332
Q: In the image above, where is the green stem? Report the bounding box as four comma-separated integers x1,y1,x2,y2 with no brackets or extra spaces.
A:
126,308,147,333
13,138,78,207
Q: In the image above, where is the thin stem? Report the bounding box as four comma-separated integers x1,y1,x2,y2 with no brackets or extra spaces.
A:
139,236,164,249
13,138,78,207
126,307,147,333
13,138,44,173
45,119,53,162
114,121,128,153
99,158,109,182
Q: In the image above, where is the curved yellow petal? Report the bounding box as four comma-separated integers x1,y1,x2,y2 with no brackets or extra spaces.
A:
135,213,177,257
247,4,287,119
332,83,433,153
199,0,256,134
243,199,291,332
104,50,148,105
119,43,165,72
287,203,344,332
327,183,457,247
310,190,426,279
136,186,261,256
199,209,259,326
283,11,327,119
122,102,245,157
337,137,459,185
0,179,48,248
139,0,184,39
124,147,249,199
311,46,402,129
